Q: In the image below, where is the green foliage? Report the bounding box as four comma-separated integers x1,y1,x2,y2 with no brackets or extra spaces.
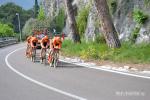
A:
95,33,106,44
62,40,150,63
76,5,90,36
51,8,65,32
22,16,52,39
130,27,140,43
80,45,99,59
34,0,39,18
38,5,45,21
0,2,33,33
0,22,16,37
132,9,148,24
22,18,36,38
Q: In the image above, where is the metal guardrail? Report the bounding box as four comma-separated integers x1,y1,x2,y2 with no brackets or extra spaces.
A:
0,37,18,48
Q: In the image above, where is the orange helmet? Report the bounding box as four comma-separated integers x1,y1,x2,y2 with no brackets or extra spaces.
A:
44,35,49,40
31,37,38,42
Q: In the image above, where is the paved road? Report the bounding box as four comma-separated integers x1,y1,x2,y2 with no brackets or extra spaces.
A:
0,43,150,100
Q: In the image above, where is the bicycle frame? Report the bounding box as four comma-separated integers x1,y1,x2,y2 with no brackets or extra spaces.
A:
48,48,59,68
40,47,47,64
31,46,36,62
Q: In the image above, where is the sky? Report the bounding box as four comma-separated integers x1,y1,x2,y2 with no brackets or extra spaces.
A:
0,0,38,10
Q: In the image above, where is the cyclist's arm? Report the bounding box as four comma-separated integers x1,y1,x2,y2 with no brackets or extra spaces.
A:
40,39,45,48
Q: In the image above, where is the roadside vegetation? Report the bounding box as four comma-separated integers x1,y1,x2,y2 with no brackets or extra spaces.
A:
62,39,150,64
0,22,16,37
1,0,150,65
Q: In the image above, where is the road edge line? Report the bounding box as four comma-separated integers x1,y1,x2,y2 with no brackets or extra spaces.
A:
5,47,87,100
59,59,150,80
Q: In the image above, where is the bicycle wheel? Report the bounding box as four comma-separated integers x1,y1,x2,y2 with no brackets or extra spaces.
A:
53,51,59,68
49,54,53,67
31,48,36,62
50,58,54,67
26,45,30,58
40,48,46,64
43,49,47,65
48,50,53,67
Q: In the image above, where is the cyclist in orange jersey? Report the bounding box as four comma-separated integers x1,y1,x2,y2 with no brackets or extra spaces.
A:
40,35,49,48
53,36,62,49
30,36,38,48
26,35,32,57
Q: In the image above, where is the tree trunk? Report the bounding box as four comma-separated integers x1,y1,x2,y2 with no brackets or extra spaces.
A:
64,0,81,43
94,0,121,48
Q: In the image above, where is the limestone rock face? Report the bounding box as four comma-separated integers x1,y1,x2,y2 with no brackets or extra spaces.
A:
84,3,97,42
42,0,150,43
41,0,63,18
113,0,150,42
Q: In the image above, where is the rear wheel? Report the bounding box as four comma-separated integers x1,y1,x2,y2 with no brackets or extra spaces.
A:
41,48,46,64
26,45,31,58
31,47,36,62
53,51,59,68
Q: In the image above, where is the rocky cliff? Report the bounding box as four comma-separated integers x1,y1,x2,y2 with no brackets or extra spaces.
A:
42,0,150,43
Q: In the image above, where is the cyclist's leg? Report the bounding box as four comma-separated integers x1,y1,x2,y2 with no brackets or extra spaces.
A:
26,44,29,56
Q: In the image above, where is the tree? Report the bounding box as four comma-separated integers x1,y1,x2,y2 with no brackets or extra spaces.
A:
22,18,36,38
52,8,65,32
76,5,90,37
34,0,39,18
0,23,15,37
38,5,45,21
64,0,81,43
0,3,33,33
94,0,121,48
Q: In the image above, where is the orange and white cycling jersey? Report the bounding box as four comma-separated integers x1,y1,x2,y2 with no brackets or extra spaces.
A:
52,36,62,49
30,36,38,47
27,36,32,44
40,35,49,48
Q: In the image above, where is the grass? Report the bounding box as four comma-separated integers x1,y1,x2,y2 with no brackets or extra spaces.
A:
61,40,150,64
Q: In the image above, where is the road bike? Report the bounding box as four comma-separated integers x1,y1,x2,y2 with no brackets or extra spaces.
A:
40,47,47,65
31,46,36,62
26,44,31,58
48,48,59,68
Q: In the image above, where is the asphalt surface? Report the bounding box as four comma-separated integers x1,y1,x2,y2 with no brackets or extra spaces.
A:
0,43,150,100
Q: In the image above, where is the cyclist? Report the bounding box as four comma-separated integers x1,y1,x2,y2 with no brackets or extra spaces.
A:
40,35,49,48
40,35,49,62
48,35,62,63
50,35,62,50
26,35,32,57
30,36,38,48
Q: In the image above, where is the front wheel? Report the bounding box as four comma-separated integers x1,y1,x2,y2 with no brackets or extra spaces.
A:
53,51,59,68
31,47,36,62
53,58,57,68
41,48,46,64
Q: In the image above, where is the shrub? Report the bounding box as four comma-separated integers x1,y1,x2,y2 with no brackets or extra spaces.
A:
38,5,45,21
0,22,15,37
80,45,98,59
95,33,106,44
130,27,140,43
62,40,150,63
132,9,148,24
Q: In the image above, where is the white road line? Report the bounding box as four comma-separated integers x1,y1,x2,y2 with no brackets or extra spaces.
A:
5,47,87,100
60,59,150,80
